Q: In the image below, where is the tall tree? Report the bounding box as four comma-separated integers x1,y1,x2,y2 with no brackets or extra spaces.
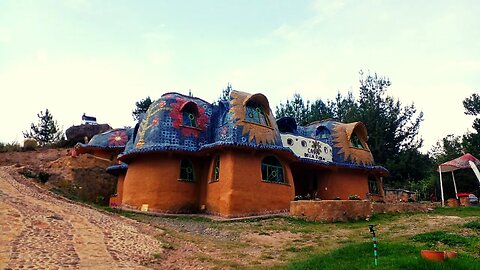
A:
276,93,311,125
23,109,63,146
219,83,233,102
462,93,480,156
275,71,427,187
357,71,424,165
132,96,152,121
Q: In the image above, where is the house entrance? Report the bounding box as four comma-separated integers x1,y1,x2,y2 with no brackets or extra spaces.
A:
291,164,320,199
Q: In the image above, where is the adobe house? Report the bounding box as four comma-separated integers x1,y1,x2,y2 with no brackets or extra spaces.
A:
114,90,388,217
106,162,128,207
74,128,132,161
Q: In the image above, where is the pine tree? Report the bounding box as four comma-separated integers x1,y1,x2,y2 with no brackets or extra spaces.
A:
23,109,63,146
132,96,153,121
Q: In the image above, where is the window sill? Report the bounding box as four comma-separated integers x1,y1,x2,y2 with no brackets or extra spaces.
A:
178,179,196,183
179,125,203,131
241,120,274,130
209,179,220,184
261,180,290,186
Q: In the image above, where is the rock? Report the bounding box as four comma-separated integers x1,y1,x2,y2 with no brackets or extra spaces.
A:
65,124,112,145
47,214,64,221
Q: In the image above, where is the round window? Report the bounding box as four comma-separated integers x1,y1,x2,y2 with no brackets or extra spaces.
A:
287,138,294,146
301,140,307,147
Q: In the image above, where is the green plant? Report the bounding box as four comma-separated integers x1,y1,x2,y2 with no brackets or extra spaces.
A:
23,108,63,146
464,220,480,230
348,194,360,200
37,171,50,183
0,142,22,153
412,231,474,247
23,139,38,151
19,168,37,179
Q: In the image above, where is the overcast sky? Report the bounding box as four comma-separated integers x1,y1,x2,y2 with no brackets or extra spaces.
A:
0,0,479,152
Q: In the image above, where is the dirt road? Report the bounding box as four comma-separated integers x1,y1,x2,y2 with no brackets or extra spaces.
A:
0,166,162,269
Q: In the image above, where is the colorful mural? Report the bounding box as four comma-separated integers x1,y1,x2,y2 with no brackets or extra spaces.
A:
109,90,388,217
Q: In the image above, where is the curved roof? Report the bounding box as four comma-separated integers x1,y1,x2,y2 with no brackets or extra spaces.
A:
118,90,386,173
106,162,128,176
75,128,132,153
119,91,283,160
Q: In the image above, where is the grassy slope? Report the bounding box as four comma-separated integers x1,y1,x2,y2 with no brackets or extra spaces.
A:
278,207,480,270
97,205,480,269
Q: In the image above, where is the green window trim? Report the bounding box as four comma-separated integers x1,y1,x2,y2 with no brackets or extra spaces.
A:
179,159,195,182
261,156,285,183
368,175,379,194
182,110,198,128
210,156,220,182
245,101,270,127
350,133,365,149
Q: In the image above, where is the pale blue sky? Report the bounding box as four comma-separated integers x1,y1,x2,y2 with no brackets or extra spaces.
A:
1,0,479,152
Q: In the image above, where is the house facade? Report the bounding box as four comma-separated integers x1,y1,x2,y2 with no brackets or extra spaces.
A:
109,90,387,217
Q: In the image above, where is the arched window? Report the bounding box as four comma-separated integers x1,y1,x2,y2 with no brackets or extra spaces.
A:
179,159,195,182
211,156,220,182
350,132,365,149
182,102,198,128
368,175,379,194
245,101,269,126
261,156,285,183
316,126,330,140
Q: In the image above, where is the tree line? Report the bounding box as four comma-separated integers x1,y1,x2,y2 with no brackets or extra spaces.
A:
276,72,480,199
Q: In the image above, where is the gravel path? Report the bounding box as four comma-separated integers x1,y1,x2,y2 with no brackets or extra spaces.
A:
0,166,163,269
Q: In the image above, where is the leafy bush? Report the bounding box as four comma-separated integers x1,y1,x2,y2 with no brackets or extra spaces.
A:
19,168,50,183
23,139,38,151
19,168,37,179
38,172,50,183
348,194,361,200
0,142,22,153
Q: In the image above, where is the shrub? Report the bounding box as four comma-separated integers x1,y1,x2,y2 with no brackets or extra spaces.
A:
0,142,22,153
38,171,50,183
23,139,38,151
348,194,361,200
19,168,37,179
19,168,50,183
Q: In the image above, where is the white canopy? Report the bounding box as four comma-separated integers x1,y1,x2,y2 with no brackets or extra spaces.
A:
438,153,480,206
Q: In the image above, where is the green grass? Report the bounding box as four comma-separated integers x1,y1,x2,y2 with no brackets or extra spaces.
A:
278,242,479,270
412,231,474,247
464,220,480,230
432,207,480,217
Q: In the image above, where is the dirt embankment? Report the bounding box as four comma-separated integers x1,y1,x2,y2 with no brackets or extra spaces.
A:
0,148,117,205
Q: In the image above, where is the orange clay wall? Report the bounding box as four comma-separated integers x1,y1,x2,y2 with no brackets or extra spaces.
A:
121,154,200,213
109,174,125,207
203,150,295,217
116,174,125,203
315,169,371,200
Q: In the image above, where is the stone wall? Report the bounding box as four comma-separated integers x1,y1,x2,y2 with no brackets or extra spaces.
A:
290,200,372,222
290,200,435,222
372,202,434,214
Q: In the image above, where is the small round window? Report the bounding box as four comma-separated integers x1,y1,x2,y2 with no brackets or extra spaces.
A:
287,138,294,146
301,140,307,147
